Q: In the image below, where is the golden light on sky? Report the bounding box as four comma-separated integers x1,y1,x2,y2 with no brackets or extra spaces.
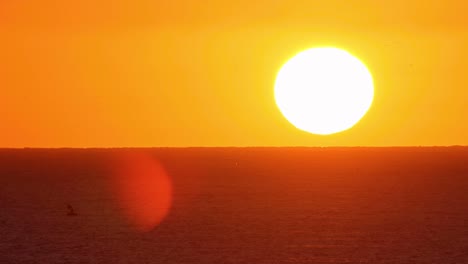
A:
1,0,467,147
274,47,374,135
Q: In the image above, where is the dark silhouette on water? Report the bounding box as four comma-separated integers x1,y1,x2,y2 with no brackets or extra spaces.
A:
66,204,77,216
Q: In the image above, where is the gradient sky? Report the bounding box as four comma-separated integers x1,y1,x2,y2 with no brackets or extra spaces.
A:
1,0,467,147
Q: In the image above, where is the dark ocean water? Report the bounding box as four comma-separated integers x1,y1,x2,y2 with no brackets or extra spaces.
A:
0,147,467,264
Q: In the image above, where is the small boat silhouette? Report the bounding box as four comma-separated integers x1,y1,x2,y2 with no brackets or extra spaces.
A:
67,204,77,216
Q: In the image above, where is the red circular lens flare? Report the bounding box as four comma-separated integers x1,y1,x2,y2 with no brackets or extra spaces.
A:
112,153,172,232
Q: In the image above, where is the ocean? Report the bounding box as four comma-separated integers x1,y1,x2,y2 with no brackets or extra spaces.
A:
1,147,467,263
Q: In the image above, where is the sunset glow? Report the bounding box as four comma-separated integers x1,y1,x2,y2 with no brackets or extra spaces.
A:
2,1,468,263
1,0,467,147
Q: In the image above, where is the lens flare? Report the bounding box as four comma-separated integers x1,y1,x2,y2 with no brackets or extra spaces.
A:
111,152,172,232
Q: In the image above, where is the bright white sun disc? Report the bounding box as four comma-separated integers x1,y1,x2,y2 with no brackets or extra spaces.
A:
274,47,374,135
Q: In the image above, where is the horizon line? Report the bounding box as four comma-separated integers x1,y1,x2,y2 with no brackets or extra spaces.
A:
1,145,467,150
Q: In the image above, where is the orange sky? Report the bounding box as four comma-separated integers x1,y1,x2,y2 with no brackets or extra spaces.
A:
1,0,467,147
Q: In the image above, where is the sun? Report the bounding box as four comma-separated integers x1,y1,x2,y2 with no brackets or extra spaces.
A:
274,47,374,135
